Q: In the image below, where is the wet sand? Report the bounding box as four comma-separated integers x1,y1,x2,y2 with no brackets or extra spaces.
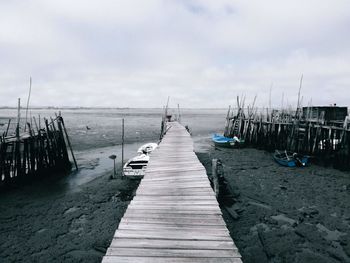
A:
0,170,140,263
196,146,350,263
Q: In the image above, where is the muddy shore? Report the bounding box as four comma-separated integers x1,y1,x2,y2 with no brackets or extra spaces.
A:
0,171,139,263
1,140,349,263
197,147,350,263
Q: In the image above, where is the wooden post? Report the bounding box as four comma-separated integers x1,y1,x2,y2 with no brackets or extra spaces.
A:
109,155,117,179
224,105,231,137
60,117,78,170
121,118,125,178
15,98,21,179
24,77,32,132
57,117,69,164
44,118,54,167
5,119,11,137
177,104,181,123
212,159,219,199
16,98,21,139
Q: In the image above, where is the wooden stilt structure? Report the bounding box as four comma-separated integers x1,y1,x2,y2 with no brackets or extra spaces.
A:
223,98,350,169
0,114,74,189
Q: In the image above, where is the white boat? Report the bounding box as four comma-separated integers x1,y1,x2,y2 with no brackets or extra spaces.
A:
123,154,149,177
137,143,158,155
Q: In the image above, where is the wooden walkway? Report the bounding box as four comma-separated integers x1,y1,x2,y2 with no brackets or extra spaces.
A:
102,122,242,263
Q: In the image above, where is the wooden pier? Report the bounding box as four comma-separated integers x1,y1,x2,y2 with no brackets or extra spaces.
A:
103,122,241,263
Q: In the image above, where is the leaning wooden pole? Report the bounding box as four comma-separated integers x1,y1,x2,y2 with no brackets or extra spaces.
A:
24,77,32,132
296,74,303,118
5,119,11,137
60,117,78,170
121,118,125,178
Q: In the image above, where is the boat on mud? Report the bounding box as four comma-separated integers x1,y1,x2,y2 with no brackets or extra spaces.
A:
123,154,149,177
273,150,309,167
123,142,158,177
212,134,244,148
137,142,158,155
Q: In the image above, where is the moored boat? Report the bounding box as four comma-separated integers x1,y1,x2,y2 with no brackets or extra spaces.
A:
273,150,308,167
137,143,158,155
123,154,149,177
212,134,244,148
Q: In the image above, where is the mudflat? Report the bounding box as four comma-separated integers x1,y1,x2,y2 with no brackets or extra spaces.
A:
197,147,350,263
0,172,140,263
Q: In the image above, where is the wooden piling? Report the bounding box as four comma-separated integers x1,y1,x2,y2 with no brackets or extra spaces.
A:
223,105,350,170
0,114,75,189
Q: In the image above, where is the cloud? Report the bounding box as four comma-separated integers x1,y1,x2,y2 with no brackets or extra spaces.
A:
0,0,350,108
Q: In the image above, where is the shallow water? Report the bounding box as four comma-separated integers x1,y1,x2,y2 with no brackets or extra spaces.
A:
0,108,226,188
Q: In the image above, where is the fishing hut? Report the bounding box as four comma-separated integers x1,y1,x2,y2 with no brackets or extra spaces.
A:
0,103,76,189
302,106,348,125
223,96,350,170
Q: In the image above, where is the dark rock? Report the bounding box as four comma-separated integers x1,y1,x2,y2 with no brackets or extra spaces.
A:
298,206,319,218
280,185,287,190
295,223,326,245
244,244,268,263
343,241,350,257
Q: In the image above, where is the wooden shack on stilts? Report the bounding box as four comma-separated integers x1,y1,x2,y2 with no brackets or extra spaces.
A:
223,96,350,170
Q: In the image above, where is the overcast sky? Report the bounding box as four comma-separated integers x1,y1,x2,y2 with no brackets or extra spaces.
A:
0,0,350,108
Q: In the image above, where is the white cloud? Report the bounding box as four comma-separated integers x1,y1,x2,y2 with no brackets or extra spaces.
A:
0,0,349,108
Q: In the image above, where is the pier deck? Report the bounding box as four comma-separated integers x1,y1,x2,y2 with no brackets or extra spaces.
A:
102,122,241,263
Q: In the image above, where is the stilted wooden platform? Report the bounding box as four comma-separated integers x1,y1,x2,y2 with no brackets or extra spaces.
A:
102,122,241,263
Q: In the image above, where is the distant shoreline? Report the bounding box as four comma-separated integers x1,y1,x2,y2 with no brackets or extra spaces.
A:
0,107,228,110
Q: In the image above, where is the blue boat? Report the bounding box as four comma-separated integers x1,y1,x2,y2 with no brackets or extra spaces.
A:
274,150,309,167
212,134,244,148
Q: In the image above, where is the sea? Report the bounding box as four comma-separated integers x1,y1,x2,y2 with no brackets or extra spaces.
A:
0,108,227,189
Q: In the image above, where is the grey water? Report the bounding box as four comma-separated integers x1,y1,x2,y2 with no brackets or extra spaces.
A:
0,108,227,188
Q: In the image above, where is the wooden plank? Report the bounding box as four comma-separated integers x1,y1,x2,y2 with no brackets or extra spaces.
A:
140,182,210,187
127,205,221,212
140,182,211,188
147,162,202,167
106,248,240,258
117,223,229,233
129,200,219,205
147,162,203,166
109,238,236,250
132,194,215,200
124,208,222,215
120,217,226,226
120,218,227,228
114,230,232,240
146,167,206,173
123,212,224,220
143,174,206,180
143,175,207,181
128,201,218,206
138,184,211,190
134,192,215,197
102,256,242,263
131,197,216,203
136,187,213,192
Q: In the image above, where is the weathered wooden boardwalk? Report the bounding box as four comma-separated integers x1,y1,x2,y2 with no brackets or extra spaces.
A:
102,122,241,263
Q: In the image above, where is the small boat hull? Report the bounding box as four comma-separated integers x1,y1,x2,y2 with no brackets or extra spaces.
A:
137,143,158,155
212,134,244,148
274,151,308,167
123,154,149,178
